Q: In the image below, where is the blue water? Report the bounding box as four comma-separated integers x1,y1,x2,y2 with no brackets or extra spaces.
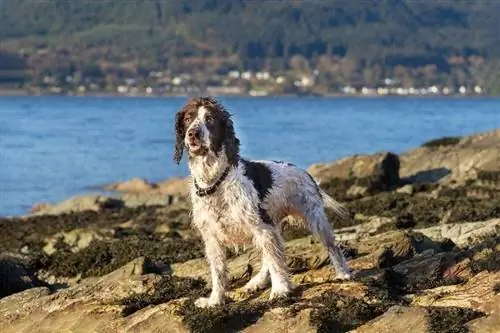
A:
1,96,499,216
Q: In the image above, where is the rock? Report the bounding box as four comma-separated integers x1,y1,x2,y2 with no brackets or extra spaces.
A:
102,176,190,198
334,216,395,243
308,152,400,182
242,308,316,333
156,177,189,197
354,305,485,333
396,184,414,195
410,271,500,310
104,177,156,193
43,228,108,255
390,251,459,291
0,253,38,298
99,256,158,282
121,192,183,208
400,129,500,185
0,257,162,333
351,306,429,333
415,218,500,246
347,185,369,197
30,195,124,216
28,192,186,217
356,230,443,262
443,258,473,280
115,301,190,333
308,152,400,195
1,226,499,333
467,295,500,333
30,202,53,214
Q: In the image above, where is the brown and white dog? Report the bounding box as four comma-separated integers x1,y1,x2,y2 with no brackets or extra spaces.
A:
174,96,352,308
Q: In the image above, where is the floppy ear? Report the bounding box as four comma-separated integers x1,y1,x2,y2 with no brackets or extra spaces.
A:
221,109,240,166
173,110,185,164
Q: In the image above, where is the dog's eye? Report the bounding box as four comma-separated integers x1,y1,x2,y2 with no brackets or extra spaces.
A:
184,115,192,123
205,115,214,123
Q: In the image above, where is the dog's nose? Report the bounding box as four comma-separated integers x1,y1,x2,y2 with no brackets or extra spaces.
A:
187,128,201,140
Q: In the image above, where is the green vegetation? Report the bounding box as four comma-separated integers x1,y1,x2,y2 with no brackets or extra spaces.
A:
1,0,500,94
421,136,462,148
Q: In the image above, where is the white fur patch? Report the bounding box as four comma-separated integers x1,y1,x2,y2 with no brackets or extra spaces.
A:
185,106,211,148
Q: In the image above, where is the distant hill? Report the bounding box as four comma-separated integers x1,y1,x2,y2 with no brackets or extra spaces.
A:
1,0,500,93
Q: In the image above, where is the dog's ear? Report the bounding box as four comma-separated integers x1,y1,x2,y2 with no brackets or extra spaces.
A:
173,109,185,164
221,108,240,166
206,97,240,165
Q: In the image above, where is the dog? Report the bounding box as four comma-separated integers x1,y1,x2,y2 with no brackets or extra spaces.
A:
173,96,352,308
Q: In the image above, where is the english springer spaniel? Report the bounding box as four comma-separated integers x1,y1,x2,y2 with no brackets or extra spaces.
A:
174,97,352,308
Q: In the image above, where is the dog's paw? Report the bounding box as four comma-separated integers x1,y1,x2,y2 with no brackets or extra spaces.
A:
194,297,223,308
242,279,270,293
269,283,294,300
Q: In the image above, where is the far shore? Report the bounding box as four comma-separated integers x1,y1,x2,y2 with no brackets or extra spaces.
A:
0,89,495,99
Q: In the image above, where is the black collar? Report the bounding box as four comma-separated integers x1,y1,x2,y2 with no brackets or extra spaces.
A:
193,165,231,197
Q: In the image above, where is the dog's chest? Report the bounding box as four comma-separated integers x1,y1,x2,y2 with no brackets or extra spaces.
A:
191,184,256,245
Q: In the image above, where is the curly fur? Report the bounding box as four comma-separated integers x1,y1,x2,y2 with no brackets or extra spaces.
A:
173,96,352,308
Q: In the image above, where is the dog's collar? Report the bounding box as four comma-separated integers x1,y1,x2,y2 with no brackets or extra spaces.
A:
193,165,231,197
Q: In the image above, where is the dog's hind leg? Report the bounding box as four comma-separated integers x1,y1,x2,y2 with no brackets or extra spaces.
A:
306,204,352,280
241,257,270,292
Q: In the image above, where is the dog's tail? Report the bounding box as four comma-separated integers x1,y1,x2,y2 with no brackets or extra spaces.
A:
306,171,352,220
319,188,351,220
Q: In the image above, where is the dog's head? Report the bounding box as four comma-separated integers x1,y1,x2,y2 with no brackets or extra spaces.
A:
173,96,240,165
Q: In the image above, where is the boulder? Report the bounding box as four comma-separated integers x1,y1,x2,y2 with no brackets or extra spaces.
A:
0,253,38,298
102,176,189,198
308,152,400,200
0,257,162,333
30,195,124,216
308,152,400,188
400,129,500,185
103,177,156,193
355,230,444,263
156,177,189,197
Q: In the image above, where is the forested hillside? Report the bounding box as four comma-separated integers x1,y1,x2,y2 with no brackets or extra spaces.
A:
1,0,500,94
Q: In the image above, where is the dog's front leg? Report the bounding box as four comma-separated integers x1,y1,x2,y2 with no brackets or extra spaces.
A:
195,234,227,308
252,225,294,300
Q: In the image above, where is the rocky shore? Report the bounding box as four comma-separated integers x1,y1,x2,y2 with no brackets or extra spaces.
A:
1,129,499,333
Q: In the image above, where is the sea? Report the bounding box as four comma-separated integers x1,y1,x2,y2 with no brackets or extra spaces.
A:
1,96,499,217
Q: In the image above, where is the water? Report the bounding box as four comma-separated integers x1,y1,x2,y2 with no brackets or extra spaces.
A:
1,96,499,217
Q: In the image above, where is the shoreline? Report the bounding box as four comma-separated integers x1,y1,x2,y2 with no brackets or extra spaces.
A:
0,89,494,99
2,127,498,219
